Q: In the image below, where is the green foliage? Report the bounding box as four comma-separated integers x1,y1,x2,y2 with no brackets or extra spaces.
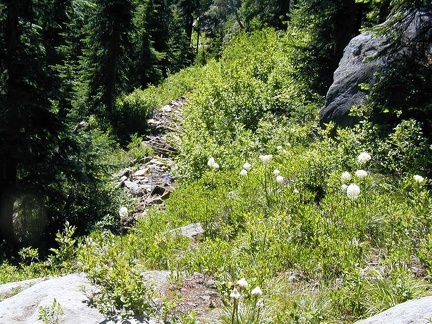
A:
48,221,77,270
38,299,64,324
176,29,320,178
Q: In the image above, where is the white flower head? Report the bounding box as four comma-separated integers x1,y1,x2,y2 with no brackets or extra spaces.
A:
358,152,371,164
277,145,283,151
273,169,280,176
341,171,352,182
251,286,263,297
230,288,241,299
240,169,248,176
293,189,299,194
341,184,348,192
207,157,216,168
119,206,128,219
243,162,252,171
212,162,220,171
259,154,273,165
276,175,284,184
414,175,425,183
237,278,248,289
346,183,360,200
355,170,368,179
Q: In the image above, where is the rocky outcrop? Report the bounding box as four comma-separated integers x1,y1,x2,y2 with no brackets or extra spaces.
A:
0,271,221,323
355,296,432,324
320,8,432,127
0,274,110,324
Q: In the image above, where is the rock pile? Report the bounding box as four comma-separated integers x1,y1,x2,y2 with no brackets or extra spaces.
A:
115,98,185,221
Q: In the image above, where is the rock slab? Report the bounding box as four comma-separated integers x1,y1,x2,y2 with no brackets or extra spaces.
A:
355,296,432,324
0,273,104,324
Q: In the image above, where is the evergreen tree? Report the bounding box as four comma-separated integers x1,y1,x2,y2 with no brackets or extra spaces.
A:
81,0,135,125
0,0,65,248
290,0,362,96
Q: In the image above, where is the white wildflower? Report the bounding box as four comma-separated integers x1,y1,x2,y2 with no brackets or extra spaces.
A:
240,169,248,176
355,170,368,179
230,288,241,300
276,175,284,184
251,286,263,297
243,162,252,171
273,169,280,176
414,175,425,183
346,184,360,199
358,152,371,164
236,278,248,289
341,171,351,182
341,184,348,192
212,162,220,171
207,157,216,168
259,154,273,165
119,207,128,219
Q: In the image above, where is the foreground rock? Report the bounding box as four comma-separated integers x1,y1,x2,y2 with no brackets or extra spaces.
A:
0,274,107,324
320,8,432,127
355,296,432,324
0,271,222,323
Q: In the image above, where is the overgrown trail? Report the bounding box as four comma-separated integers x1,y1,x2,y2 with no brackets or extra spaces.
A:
116,98,185,221
116,98,224,322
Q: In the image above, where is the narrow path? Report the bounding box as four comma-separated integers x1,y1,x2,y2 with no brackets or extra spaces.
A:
116,98,185,220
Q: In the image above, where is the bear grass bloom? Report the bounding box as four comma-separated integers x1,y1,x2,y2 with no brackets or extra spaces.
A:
276,175,284,184
230,288,241,300
341,184,348,192
207,157,216,168
358,152,371,164
259,154,273,165
207,157,219,170
240,169,248,176
273,169,280,176
414,175,424,183
251,286,263,297
341,171,351,182
243,162,252,171
346,183,360,199
355,170,368,179
237,278,248,289
119,206,128,219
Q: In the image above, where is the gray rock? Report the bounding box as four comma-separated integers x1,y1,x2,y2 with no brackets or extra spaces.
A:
170,223,205,239
355,296,432,324
0,277,43,299
0,273,165,324
0,273,105,324
320,8,432,127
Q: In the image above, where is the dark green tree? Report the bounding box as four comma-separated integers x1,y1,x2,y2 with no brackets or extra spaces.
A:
290,0,362,96
81,0,135,125
0,0,66,248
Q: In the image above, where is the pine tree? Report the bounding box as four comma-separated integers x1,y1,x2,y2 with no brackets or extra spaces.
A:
0,0,65,248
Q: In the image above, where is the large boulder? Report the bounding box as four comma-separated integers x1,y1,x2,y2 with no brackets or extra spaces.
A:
355,296,432,324
320,8,432,128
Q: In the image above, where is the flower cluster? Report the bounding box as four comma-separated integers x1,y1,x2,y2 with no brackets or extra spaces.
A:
340,152,372,200
240,162,252,176
229,278,263,299
207,157,220,171
414,174,425,183
119,206,128,219
358,152,371,164
259,154,272,165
